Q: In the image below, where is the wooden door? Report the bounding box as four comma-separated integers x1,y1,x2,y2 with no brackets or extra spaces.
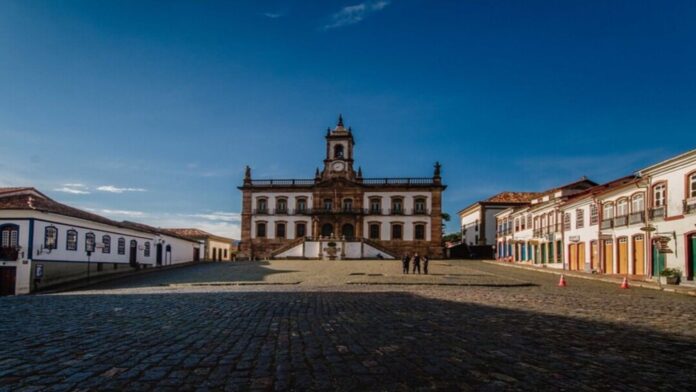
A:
0,267,16,296
633,236,645,276
578,242,586,272
618,238,628,274
604,240,613,274
569,244,577,270
591,241,599,270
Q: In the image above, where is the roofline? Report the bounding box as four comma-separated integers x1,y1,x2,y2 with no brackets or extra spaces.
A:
639,148,696,175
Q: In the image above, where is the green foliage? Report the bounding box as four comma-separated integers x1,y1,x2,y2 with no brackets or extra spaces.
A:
659,268,681,277
442,232,461,243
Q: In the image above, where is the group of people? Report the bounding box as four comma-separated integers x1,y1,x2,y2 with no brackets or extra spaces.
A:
401,253,429,274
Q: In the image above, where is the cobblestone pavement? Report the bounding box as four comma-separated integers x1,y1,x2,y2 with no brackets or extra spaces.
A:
1,261,695,391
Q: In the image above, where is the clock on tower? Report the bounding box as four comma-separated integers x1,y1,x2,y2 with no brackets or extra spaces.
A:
321,114,356,180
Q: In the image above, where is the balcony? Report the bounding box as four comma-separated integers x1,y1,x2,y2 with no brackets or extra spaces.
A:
600,219,613,229
293,208,311,215
684,199,696,214
253,208,269,215
389,209,405,216
533,229,542,237
412,208,430,216
629,212,645,225
0,246,19,261
365,208,383,215
273,208,289,215
650,206,666,219
614,215,628,227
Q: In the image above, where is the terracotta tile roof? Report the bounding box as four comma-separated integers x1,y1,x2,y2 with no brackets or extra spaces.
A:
485,192,543,203
0,187,49,199
0,192,196,243
166,228,235,242
563,175,639,204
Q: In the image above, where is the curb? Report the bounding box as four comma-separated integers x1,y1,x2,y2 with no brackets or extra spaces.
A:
481,261,696,297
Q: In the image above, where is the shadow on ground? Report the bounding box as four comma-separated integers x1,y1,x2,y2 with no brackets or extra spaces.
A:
1,291,694,390
84,261,300,289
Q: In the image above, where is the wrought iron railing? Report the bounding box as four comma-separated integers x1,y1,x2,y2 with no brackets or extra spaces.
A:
684,199,696,214
600,219,613,229
629,212,645,225
248,179,315,186
0,247,19,261
649,206,665,219
614,215,628,227
362,177,436,185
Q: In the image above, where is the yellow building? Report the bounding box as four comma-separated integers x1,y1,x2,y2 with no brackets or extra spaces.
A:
166,228,236,261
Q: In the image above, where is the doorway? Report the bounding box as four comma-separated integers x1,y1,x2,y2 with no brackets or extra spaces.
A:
0,267,16,296
129,240,138,266
156,243,163,266
617,237,628,274
321,223,333,237
341,224,354,239
633,235,645,275
603,240,613,274
688,234,696,280
652,242,665,277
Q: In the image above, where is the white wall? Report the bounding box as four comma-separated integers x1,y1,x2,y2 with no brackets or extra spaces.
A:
362,216,431,241
459,207,481,245
363,192,432,213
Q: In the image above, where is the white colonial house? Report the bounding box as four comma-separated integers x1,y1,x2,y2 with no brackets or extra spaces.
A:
638,149,696,283
496,178,597,268
0,187,201,295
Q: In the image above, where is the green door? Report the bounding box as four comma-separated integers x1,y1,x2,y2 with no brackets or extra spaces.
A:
541,244,547,263
652,244,665,277
690,235,696,280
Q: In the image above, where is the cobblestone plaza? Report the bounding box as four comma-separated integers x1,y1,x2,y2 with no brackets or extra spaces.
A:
2,260,695,390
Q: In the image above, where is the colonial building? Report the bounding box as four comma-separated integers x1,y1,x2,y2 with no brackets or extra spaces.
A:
238,115,446,260
166,228,236,261
0,187,201,295
494,177,598,266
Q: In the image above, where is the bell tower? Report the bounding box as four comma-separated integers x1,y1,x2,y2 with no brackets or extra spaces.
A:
321,114,356,180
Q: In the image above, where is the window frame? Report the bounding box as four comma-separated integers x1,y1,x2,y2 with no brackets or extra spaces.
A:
414,223,426,240
256,221,267,238
576,208,584,229
44,226,58,250
85,232,96,253
276,222,287,239
631,193,645,213
616,198,629,217
117,237,126,255
66,229,78,251
390,223,403,240
102,235,111,254
368,222,381,240
144,241,151,257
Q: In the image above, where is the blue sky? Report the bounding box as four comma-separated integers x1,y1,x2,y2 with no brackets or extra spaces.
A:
1,0,695,237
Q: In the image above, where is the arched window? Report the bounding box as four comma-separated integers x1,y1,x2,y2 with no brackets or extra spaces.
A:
631,194,645,213
275,197,288,214
44,226,58,249
117,238,126,255
144,242,151,257
255,197,268,213
85,232,96,252
295,197,308,213
414,198,427,214
102,235,111,254
256,222,267,238
369,223,380,240
616,198,628,217
369,197,382,214
342,198,353,212
334,144,344,159
66,229,78,251
390,197,404,214
603,202,614,219
690,173,696,198
414,224,426,240
321,223,333,237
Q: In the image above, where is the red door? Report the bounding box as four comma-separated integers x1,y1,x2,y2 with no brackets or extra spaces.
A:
0,267,16,296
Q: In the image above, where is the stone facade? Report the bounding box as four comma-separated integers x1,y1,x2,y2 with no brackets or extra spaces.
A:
238,116,446,259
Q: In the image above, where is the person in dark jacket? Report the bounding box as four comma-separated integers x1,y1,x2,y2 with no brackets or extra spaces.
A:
401,254,410,274
412,253,421,274
423,255,430,275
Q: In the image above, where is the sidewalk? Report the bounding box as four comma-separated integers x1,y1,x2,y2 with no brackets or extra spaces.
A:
482,260,696,297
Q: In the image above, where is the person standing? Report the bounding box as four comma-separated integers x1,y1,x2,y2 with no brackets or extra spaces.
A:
402,253,410,274
423,255,430,275
412,253,421,274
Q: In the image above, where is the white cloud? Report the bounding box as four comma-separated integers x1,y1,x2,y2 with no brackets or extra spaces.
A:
323,1,390,30
53,186,90,195
99,209,146,217
186,211,241,223
96,185,147,193
63,183,86,188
